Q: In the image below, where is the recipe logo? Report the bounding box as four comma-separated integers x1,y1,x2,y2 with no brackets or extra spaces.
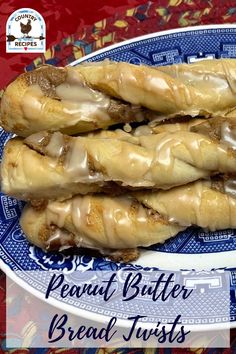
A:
6,8,46,53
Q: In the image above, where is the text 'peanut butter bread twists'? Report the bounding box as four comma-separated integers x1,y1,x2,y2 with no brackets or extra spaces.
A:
3,128,236,201
20,179,236,260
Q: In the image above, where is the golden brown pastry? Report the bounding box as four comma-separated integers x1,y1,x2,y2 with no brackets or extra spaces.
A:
20,178,236,258
0,138,105,200
133,179,236,231
20,194,184,258
75,59,236,119
87,118,205,140
190,116,236,148
3,59,236,137
0,65,150,137
143,118,205,135
3,129,236,200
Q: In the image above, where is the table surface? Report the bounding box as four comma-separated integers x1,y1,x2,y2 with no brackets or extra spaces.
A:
1,0,236,352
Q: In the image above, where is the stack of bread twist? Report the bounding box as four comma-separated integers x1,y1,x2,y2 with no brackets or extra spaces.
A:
2,59,236,262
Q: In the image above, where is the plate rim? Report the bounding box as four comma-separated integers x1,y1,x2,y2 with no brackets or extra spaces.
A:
69,23,236,66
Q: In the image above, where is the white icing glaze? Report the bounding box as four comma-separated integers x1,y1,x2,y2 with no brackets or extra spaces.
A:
133,125,153,136
25,131,48,145
123,123,132,133
44,195,153,250
56,82,109,107
46,201,71,228
64,139,102,182
26,131,231,191
46,227,100,252
139,181,205,227
221,121,236,149
22,84,45,119
25,128,234,192
140,131,210,169
138,177,236,231
221,61,236,95
27,132,102,183
102,196,134,243
224,179,236,198
45,132,64,158
161,63,234,95
55,68,111,121
64,140,88,177
71,195,92,231
45,197,99,250
22,70,111,124
46,228,73,250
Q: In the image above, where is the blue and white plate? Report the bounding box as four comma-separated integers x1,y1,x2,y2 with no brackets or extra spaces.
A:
1,24,236,327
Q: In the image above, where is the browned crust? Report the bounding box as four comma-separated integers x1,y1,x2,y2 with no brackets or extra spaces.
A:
30,199,48,211
38,224,51,245
108,248,140,262
23,65,67,98
108,99,145,123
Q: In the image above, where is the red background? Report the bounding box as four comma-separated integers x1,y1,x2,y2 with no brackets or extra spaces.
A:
0,0,145,88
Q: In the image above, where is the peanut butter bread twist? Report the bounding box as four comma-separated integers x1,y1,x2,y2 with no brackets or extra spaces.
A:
133,179,236,231
20,179,236,260
3,59,236,137
75,59,236,119
0,65,150,137
2,128,236,200
20,193,184,259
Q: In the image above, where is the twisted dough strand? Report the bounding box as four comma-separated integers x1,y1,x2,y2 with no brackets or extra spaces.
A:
133,179,236,231
75,59,236,118
2,129,236,200
20,179,236,258
3,59,236,137
0,65,150,137
20,194,184,253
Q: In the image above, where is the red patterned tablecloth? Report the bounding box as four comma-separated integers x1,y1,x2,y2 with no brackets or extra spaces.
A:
1,0,236,352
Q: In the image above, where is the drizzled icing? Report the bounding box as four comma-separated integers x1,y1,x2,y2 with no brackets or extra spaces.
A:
71,196,92,231
224,179,236,198
46,228,102,252
137,181,205,227
45,197,101,250
139,132,207,168
155,59,236,116
22,84,45,120
46,201,71,228
221,121,236,149
133,125,153,136
46,228,73,251
24,129,236,191
136,179,236,231
43,177,236,252
45,132,64,158
221,61,236,95
64,139,102,182
55,71,110,121
101,196,135,243
22,67,112,125
44,195,155,250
